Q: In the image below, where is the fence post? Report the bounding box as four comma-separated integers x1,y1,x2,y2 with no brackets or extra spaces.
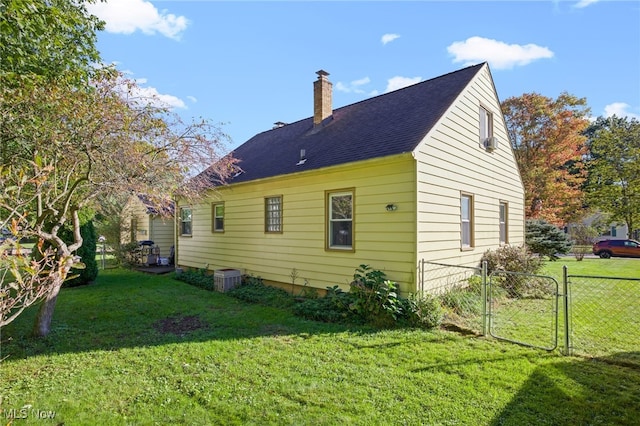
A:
420,258,425,293
562,265,570,356
482,260,487,336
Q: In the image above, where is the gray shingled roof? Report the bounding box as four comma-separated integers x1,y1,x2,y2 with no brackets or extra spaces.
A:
221,63,484,185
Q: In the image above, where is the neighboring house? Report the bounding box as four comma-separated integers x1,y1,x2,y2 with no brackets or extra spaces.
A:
176,63,525,295
121,194,175,259
574,212,638,241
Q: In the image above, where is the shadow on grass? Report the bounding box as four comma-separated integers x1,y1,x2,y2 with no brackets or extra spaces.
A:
490,352,640,425
0,268,372,361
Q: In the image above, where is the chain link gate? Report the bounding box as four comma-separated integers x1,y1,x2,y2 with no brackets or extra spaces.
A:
487,271,559,351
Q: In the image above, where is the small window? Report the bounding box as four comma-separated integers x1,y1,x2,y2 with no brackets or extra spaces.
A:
499,202,508,245
265,196,283,233
479,106,494,145
327,190,354,250
180,208,192,236
461,194,474,249
212,203,224,232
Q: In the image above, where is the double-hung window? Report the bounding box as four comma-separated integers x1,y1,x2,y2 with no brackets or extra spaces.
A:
265,196,283,233
461,194,474,249
212,203,224,232
479,105,494,147
327,190,354,250
180,208,192,236
499,201,508,245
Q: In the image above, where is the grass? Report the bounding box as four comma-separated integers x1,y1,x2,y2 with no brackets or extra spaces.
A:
542,255,640,279
1,268,639,424
486,257,639,359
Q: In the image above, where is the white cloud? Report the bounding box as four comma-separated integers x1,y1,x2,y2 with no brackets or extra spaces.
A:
385,76,422,93
86,0,189,40
574,0,600,8
116,77,186,110
447,36,554,70
381,33,400,45
187,96,198,103
604,102,640,120
336,76,372,94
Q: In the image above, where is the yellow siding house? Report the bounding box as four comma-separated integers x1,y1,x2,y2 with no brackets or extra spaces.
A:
176,63,525,295
121,194,175,260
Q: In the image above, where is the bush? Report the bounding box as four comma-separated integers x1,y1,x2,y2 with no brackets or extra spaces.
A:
525,219,572,260
401,294,443,329
349,265,403,327
227,275,294,309
481,245,543,276
174,267,214,291
293,286,360,324
482,245,546,298
440,285,482,316
62,220,99,287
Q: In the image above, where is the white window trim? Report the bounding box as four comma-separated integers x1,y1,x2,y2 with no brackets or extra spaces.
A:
499,201,508,245
461,193,474,249
212,203,224,233
326,189,354,251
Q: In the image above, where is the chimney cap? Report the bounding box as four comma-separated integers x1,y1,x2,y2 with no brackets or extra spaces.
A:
316,70,330,79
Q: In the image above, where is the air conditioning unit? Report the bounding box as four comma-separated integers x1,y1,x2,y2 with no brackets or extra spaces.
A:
214,268,242,292
484,136,497,152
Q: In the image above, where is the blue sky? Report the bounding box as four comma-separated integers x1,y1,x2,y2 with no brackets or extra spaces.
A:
87,0,640,150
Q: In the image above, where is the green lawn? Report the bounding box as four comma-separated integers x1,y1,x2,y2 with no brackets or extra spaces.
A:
1,268,639,425
487,257,639,358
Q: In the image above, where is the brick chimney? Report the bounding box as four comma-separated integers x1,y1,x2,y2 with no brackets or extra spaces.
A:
313,70,332,126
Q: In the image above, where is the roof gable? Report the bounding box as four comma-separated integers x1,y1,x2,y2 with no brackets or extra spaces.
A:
221,63,485,184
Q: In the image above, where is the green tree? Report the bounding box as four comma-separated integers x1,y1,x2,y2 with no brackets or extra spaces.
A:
501,93,590,226
0,0,103,84
525,219,572,261
584,116,640,238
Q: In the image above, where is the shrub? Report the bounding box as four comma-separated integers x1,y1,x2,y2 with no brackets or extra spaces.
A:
349,265,403,327
62,220,99,287
174,267,214,291
293,286,360,324
227,275,294,309
568,223,599,261
440,285,482,317
481,245,544,276
525,219,572,260
401,294,443,329
482,245,546,298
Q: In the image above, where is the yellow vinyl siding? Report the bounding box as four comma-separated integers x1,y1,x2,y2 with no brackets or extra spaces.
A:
177,154,418,294
120,196,149,244
149,216,174,258
121,195,175,255
415,64,525,273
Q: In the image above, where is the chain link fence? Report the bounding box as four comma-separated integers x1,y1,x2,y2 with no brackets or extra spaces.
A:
420,260,640,366
488,270,559,351
419,261,485,334
566,274,640,366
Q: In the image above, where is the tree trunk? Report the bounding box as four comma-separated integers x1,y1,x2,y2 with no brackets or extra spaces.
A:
32,277,64,337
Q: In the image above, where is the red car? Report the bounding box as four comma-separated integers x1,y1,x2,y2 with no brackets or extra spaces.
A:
592,239,640,259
